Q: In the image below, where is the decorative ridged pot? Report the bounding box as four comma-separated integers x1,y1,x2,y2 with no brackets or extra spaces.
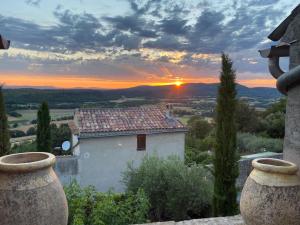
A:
0,152,68,225
240,158,300,225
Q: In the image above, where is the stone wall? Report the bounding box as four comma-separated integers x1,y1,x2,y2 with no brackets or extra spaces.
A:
53,156,79,186
237,152,283,189
135,215,244,225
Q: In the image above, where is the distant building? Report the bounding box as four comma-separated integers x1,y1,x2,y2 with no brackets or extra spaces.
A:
69,105,187,192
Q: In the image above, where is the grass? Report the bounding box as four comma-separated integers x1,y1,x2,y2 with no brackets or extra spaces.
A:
178,116,192,125
14,109,74,121
8,109,74,138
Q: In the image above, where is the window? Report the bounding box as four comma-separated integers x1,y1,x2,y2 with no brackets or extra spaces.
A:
137,134,146,151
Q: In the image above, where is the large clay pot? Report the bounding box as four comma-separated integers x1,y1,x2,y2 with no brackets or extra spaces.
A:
0,152,68,225
240,158,300,225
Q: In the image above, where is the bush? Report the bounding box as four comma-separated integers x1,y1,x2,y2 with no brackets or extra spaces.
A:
9,130,26,138
8,111,22,118
64,181,150,225
26,127,37,136
261,112,285,138
123,155,213,221
187,116,213,139
12,141,37,153
237,132,283,154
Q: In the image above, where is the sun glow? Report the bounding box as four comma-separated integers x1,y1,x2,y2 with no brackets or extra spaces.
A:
175,81,183,86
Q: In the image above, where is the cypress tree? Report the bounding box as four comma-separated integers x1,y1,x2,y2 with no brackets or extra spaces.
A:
213,54,239,216
37,101,51,152
0,86,10,156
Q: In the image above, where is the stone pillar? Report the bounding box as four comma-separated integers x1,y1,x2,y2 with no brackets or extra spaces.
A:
284,87,300,176
282,14,300,176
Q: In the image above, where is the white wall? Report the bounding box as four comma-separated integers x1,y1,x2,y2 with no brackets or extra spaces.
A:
77,132,185,192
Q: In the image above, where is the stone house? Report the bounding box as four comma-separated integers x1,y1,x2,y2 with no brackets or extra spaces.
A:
69,105,187,192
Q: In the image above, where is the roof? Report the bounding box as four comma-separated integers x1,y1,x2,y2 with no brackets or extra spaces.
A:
73,106,187,138
268,4,300,41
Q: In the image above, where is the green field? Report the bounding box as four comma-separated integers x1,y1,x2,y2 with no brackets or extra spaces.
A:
178,116,192,125
8,109,74,122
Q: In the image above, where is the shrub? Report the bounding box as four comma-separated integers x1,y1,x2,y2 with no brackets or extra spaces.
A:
237,132,283,154
8,111,22,118
9,130,26,138
26,127,37,136
64,181,150,225
123,155,213,221
12,141,37,153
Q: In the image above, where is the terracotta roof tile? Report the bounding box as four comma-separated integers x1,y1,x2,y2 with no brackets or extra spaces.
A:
74,105,186,136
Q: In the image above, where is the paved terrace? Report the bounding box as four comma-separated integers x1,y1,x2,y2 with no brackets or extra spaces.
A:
136,215,244,225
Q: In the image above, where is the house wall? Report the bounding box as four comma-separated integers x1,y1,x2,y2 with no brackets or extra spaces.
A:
76,132,185,192
53,156,79,186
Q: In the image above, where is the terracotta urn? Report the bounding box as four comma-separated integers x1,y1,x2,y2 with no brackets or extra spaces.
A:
240,158,300,225
0,152,68,225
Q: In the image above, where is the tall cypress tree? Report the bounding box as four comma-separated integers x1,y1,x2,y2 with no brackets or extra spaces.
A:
0,86,10,156
37,101,51,152
213,54,239,216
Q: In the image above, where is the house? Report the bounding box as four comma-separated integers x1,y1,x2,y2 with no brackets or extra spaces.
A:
69,105,187,192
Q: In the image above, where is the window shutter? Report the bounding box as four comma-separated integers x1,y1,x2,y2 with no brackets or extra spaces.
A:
137,134,146,150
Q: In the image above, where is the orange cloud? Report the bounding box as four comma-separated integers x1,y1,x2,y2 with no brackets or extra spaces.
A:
238,79,276,88
0,73,275,89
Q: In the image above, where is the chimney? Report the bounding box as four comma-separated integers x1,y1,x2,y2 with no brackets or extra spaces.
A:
166,104,173,119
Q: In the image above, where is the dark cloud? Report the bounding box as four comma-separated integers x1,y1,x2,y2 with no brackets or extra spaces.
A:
143,35,186,51
159,17,189,35
104,15,158,38
25,0,41,7
248,0,280,6
53,8,106,50
128,0,162,16
114,33,141,50
0,15,58,50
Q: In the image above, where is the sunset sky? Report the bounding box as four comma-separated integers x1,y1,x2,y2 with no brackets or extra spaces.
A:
0,0,297,89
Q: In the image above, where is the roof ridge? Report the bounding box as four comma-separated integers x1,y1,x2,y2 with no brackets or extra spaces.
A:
76,105,166,111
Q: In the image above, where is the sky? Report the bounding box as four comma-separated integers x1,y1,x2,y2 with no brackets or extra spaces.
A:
0,0,297,89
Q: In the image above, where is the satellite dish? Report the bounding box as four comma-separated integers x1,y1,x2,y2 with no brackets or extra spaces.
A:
62,141,71,151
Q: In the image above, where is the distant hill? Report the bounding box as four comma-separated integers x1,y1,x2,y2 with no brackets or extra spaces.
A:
3,83,281,106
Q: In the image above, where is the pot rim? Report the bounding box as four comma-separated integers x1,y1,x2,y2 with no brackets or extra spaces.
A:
0,152,56,173
252,158,298,175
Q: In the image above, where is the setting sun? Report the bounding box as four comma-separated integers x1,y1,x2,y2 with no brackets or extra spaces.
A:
175,81,183,87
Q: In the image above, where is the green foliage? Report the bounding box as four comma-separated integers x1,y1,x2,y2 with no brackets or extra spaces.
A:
123,155,213,221
187,116,213,139
185,116,215,165
64,181,149,225
0,86,10,156
37,102,51,152
261,111,285,138
185,135,214,165
12,141,37,153
237,132,283,154
50,124,72,155
263,98,286,116
9,130,26,138
185,147,213,165
213,54,239,216
26,127,37,136
236,100,262,133
258,98,286,139
7,111,22,118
